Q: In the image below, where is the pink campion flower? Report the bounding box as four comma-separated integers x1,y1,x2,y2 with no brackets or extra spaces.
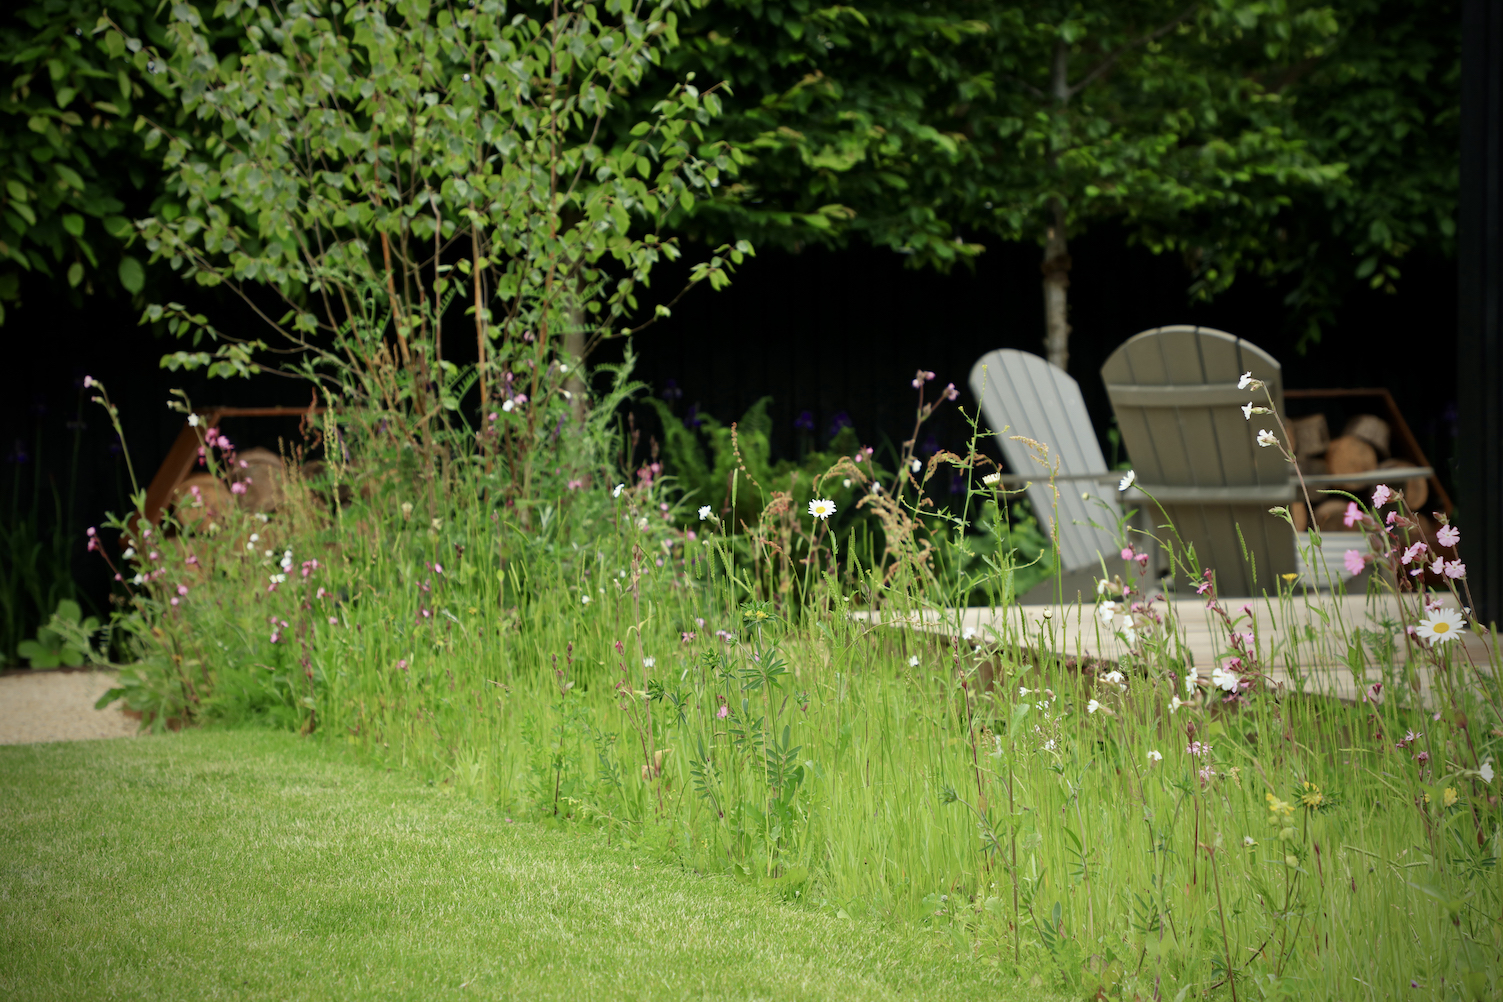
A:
186,554,198,567
1444,560,1466,580
230,482,248,495
148,551,159,562
433,563,444,575
328,617,339,626
681,631,697,643
1416,750,1431,764
911,369,935,388
1195,579,1212,596
170,597,179,606
942,382,959,401
1401,541,1428,565
695,617,706,629
86,526,96,537
1363,681,1383,705
1198,765,1216,787
396,659,408,671
1386,510,1399,526
270,629,281,643
1430,556,1446,576
1135,552,1149,568
1372,484,1393,508
1121,547,1135,561
1342,502,1362,528
176,584,189,596
316,587,327,599
717,704,729,719
83,375,96,388
114,573,122,582
1187,741,1208,757
566,479,584,491
1343,549,1366,576
1437,524,1460,548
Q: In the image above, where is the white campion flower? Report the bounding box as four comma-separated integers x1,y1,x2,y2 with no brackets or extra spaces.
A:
1147,750,1163,763
187,413,200,427
1097,600,1120,624
910,459,922,473
642,656,655,668
1169,695,1184,714
808,498,837,520
1256,429,1279,448
1185,673,1196,696
908,655,920,667
1121,625,1138,646
1481,760,1495,784
698,505,713,521
1086,698,1101,714
121,547,135,560
1118,470,1136,492
1416,608,1467,646
612,483,625,498
581,594,591,604
1102,670,1125,686
1210,663,1239,692
962,626,976,642
1238,371,1264,391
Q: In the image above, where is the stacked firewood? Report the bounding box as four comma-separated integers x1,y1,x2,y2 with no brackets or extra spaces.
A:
1289,413,1430,531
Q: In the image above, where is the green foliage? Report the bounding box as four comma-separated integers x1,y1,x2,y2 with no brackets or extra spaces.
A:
15,598,98,667
0,0,170,323
1275,0,1460,348
652,1,1347,276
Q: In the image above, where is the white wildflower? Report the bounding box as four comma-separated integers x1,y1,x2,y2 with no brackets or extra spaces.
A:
1087,698,1101,714
808,498,837,520
1118,470,1136,492
698,505,713,520
613,483,625,498
1147,750,1163,763
1256,429,1278,448
1416,608,1466,646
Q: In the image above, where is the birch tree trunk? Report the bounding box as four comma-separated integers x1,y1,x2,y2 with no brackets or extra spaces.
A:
1042,39,1072,371
1042,200,1071,371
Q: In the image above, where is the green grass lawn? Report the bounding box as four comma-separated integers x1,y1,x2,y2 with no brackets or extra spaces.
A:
0,731,1056,1001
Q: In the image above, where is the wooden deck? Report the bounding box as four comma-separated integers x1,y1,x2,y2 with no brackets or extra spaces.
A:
854,592,1499,705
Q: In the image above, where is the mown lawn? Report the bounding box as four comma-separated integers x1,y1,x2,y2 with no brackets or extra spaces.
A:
0,730,1056,1001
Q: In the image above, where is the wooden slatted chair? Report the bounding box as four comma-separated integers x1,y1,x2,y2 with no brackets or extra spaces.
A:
1101,325,1435,596
969,348,1128,600
1101,326,1294,596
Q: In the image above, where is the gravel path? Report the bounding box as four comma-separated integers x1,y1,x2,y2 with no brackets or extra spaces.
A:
0,669,137,745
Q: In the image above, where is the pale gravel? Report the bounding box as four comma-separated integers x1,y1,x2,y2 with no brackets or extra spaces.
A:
0,669,138,745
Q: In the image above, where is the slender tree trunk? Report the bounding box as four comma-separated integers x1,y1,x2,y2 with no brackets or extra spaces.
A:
1042,200,1071,371
1042,39,1072,371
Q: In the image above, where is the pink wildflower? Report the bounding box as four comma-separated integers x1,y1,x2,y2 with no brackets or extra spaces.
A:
230,482,248,495
1187,741,1208,757
1343,549,1366,576
942,382,959,401
176,584,189,596
328,617,339,626
397,659,408,671
1342,502,1362,528
717,704,729,719
1401,542,1428,565
1121,547,1135,562
1437,524,1460,548
186,554,198,566
1372,484,1393,508
1444,560,1466,580
1430,556,1446,576
911,369,935,389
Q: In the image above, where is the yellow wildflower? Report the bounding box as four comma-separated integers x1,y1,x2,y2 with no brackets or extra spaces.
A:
1266,793,1295,817
1443,787,1459,808
1299,782,1325,809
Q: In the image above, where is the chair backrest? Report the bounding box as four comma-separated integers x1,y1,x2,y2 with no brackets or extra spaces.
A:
969,348,1120,573
1100,325,1296,595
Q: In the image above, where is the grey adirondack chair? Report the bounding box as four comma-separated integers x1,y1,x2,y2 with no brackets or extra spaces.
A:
969,348,1129,601
1101,326,1297,596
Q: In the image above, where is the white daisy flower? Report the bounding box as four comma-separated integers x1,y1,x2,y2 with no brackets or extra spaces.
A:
1256,429,1278,448
1118,470,1136,491
1416,608,1466,646
808,498,837,520
982,472,1001,486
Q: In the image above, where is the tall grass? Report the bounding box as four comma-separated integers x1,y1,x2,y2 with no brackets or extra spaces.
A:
80,375,1502,1002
